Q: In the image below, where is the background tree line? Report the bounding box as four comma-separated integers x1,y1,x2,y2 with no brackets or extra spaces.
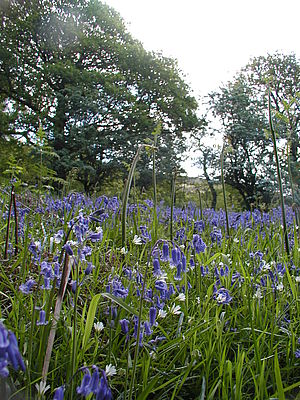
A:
0,0,299,209
195,53,300,210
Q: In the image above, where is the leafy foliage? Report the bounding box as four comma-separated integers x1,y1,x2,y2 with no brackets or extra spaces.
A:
206,52,300,209
0,0,202,191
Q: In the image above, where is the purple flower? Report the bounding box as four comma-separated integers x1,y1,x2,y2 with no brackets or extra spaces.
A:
161,242,170,261
95,371,112,400
155,280,168,292
295,349,300,359
63,243,73,256
210,228,222,245
90,367,100,393
174,262,182,281
53,386,64,400
153,258,161,276
85,262,95,275
19,279,36,294
171,248,181,266
193,234,206,253
109,279,128,299
139,225,151,243
149,307,157,327
87,229,103,242
41,276,52,290
76,369,92,396
214,288,232,305
119,319,130,335
0,360,9,378
1,327,26,373
144,321,153,336
36,310,48,326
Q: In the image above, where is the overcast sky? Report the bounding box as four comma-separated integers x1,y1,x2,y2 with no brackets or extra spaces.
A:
104,0,300,175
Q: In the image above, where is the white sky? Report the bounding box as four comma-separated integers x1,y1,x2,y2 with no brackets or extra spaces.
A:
103,0,300,176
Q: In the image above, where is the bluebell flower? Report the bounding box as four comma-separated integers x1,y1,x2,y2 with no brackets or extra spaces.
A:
111,279,128,298
200,265,209,276
168,284,175,296
41,276,52,290
213,287,232,305
4,329,25,373
87,229,103,242
36,310,48,326
90,367,100,393
19,279,36,294
161,242,170,261
153,258,161,276
149,307,157,327
295,349,300,359
181,255,187,272
53,386,64,400
171,248,181,266
63,243,73,256
139,225,151,243
85,262,95,275
174,262,182,281
194,220,205,233
76,369,92,396
144,321,153,336
210,228,222,245
193,235,206,253
0,360,9,378
41,261,53,279
119,319,130,335
95,370,112,400
155,280,168,293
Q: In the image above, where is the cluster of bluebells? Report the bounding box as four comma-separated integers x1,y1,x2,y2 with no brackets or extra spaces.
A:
119,307,165,349
0,323,25,378
213,287,232,305
76,366,112,399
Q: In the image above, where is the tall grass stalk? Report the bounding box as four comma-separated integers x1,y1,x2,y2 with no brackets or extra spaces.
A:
152,133,158,243
220,145,230,237
4,185,14,259
287,142,299,226
268,91,290,256
197,188,203,220
170,168,177,241
121,145,144,248
41,254,73,382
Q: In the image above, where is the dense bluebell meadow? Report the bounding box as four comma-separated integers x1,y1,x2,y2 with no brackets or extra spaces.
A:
0,191,299,399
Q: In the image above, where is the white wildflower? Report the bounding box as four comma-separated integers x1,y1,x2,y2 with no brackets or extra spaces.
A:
120,247,128,255
35,380,50,396
94,321,104,332
105,364,117,377
133,235,143,245
253,287,263,299
158,309,167,318
49,237,54,252
176,293,186,302
276,283,284,292
67,240,78,247
295,276,300,282
169,304,181,315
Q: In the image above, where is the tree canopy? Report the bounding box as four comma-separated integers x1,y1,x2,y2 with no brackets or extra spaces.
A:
204,52,300,209
0,0,202,191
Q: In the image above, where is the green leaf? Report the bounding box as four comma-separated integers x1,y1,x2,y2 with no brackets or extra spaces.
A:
274,351,285,400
